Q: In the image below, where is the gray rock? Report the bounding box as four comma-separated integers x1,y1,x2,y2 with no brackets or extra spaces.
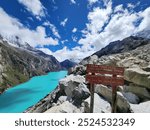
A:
68,65,86,75
117,57,146,68
124,68,150,89
44,101,83,113
125,83,150,100
95,84,131,112
72,84,90,99
88,55,98,64
59,75,87,99
117,92,131,112
57,96,67,104
84,93,111,113
142,65,150,72
122,92,140,104
130,101,150,113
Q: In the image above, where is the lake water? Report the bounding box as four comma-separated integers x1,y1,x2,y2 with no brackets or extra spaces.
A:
0,71,67,113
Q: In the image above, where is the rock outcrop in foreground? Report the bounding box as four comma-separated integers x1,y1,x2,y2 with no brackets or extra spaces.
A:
26,36,150,113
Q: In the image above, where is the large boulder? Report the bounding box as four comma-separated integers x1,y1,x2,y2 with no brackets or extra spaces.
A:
124,83,150,100
84,93,111,113
95,84,131,112
130,101,150,113
124,68,150,89
59,75,90,101
117,56,147,68
44,101,83,113
72,83,90,101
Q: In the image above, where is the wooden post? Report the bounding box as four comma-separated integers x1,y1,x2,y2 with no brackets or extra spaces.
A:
111,74,117,113
90,83,94,113
111,85,117,113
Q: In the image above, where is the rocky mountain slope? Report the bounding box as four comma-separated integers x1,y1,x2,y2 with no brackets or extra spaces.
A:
135,29,150,39
0,36,61,93
60,59,77,70
81,36,149,63
25,35,150,113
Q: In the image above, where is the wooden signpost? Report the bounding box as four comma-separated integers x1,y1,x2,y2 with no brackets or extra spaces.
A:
86,64,124,113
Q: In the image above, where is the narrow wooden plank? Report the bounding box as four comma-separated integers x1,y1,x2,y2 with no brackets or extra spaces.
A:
87,64,124,72
86,75,124,86
87,64,124,75
86,70,124,75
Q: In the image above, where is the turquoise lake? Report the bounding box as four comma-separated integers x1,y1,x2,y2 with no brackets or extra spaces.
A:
0,71,67,113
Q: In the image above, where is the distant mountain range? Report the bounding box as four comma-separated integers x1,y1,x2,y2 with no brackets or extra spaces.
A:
0,35,61,93
60,59,77,70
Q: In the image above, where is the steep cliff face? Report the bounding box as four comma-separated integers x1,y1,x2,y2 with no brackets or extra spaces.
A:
0,39,61,93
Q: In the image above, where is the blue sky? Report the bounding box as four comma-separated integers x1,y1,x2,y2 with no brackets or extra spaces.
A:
0,0,150,62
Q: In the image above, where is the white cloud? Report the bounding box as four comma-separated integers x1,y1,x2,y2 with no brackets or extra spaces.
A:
93,12,139,49
43,21,60,39
61,39,68,44
79,0,112,46
114,4,124,13
0,8,58,47
72,36,78,42
138,7,150,31
78,0,150,52
17,0,45,19
88,0,98,5
39,46,95,62
72,28,77,33
127,2,140,9
87,4,112,34
127,3,135,9
60,18,68,26
70,0,76,4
